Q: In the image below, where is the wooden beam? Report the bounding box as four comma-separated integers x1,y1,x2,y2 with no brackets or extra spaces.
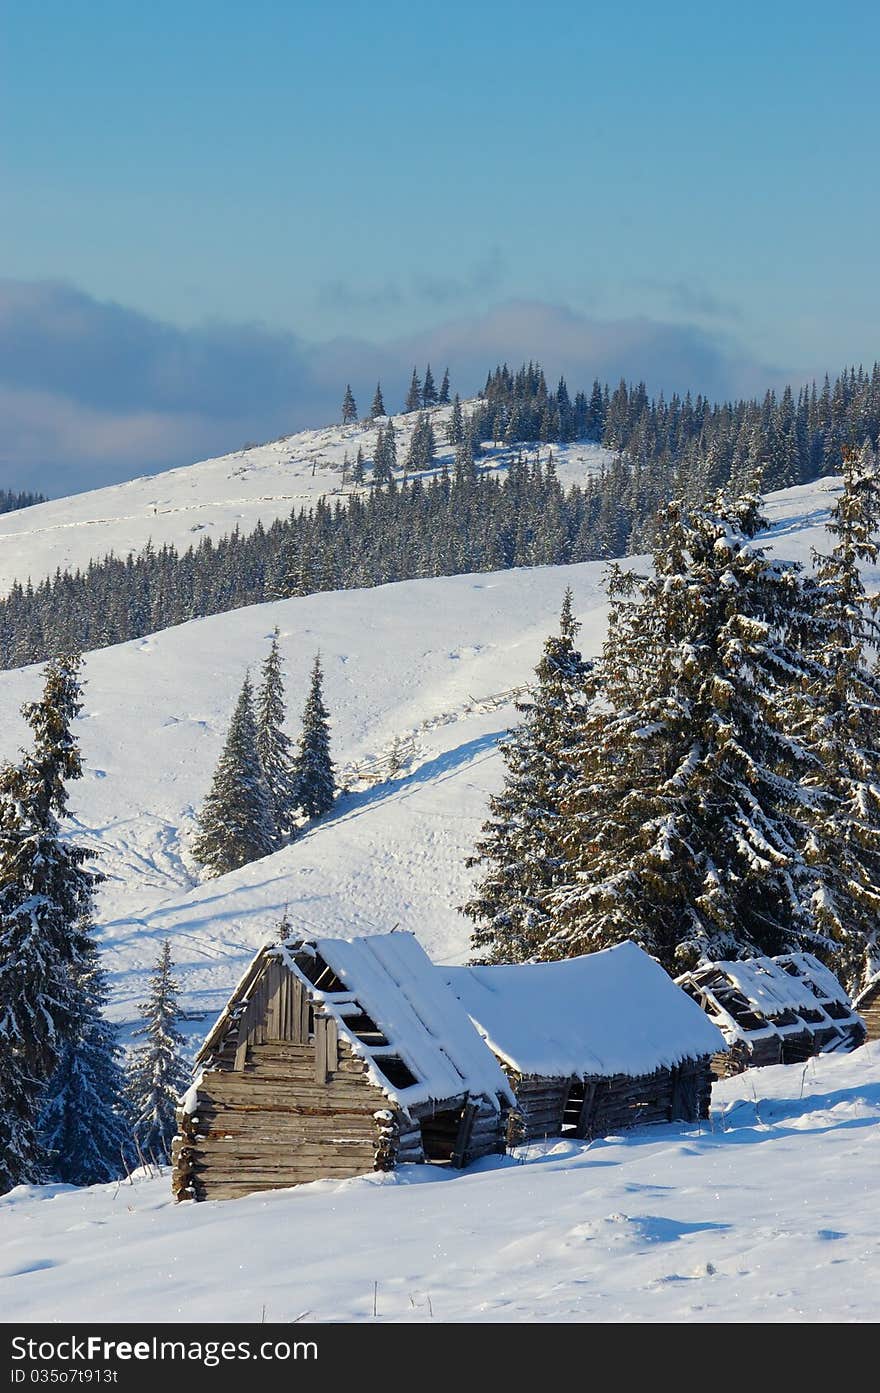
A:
451,1100,479,1168
315,1015,328,1085
326,1015,338,1073
575,1081,598,1139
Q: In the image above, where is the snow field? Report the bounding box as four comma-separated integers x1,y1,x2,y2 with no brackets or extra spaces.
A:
2,1044,877,1323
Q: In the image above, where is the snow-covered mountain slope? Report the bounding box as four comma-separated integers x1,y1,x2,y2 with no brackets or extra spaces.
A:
0,402,611,595
3,1042,878,1323
0,557,621,1035
0,474,861,1043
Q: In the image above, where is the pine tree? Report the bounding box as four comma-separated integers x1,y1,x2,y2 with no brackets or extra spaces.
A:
293,655,335,819
547,493,828,974
192,674,275,875
370,382,386,418
384,418,398,472
0,655,103,1191
801,440,880,987
405,413,437,473
38,940,130,1185
438,367,451,405
405,368,422,413
447,394,464,445
341,385,358,424
256,629,299,845
422,364,437,407
353,447,365,486
463,590,594,963
126,941,189,1165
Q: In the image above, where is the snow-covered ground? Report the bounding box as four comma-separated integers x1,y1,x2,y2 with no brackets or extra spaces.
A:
3,1044,878,1323
0,402,611,596
0,422,874,1323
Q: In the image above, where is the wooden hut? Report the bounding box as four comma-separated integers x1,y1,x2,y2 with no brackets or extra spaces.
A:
853,976,880,1041
173,931,514,1201
676,952,866,1077
441,941,725,1145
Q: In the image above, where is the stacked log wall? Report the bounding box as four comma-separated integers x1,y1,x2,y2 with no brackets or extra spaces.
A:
856,982,880,1041
174,1037,390,1201
506,1058,714,1144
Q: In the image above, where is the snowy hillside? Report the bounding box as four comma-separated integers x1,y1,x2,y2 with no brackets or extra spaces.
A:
3,1042,878,1323
0,402,611,596
0,473,858,1047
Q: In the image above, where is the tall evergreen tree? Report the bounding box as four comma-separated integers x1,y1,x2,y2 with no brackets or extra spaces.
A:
370,382,386,418
256,629,300,845
38,940,130,1186
341,384,358,424
405,413,437,473
0,655,103,1191
801,440,880,987
126,940,189,1165
438,367,451,405
463,590,594,963
405,368,422,413
422,364,437,407
293,655,335,819
192,674,275,875
546,493,829,973
447,394,464,445
384,418,398,472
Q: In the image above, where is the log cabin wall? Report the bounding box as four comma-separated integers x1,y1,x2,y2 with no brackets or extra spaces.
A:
505,1058,713,1145
855,982,880,1041
172,957,417,1202
173,1034,395,1201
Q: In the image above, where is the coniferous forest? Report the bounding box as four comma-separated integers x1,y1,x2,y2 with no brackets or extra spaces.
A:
0,487,46,513
463,441,880,995
2,362,879,671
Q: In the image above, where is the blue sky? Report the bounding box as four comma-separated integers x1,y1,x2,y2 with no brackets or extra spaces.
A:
2,1,878,493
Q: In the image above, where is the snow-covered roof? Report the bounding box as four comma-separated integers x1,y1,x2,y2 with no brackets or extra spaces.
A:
441,941,726,1079
277,932,515,1110
677,952,863,1046
198,930,514,1111
854,974,880,1010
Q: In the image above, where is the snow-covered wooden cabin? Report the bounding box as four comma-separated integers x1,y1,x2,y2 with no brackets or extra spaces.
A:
853,976,880,1041
441,942,725,1144
676,952,866,1077
172,931,514,1201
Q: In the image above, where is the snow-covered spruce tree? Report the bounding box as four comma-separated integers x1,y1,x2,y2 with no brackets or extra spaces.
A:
341,384,358,424
447,394,464,445
0,655,103,1190
191,673,275,876
404,367,422,413
422,364,437,407
800,440,880,988
293,655,335,819
463,589,595,963
126,940,189,1166
405,413,437,473
370,382,386,419
546,493,829,975
256,629,299,845
38,940,130,1185
438,367,450,405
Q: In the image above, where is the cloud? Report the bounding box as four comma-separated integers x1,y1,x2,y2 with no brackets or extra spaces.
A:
0,279,786,497
315,247,507,314
632,276,742,321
